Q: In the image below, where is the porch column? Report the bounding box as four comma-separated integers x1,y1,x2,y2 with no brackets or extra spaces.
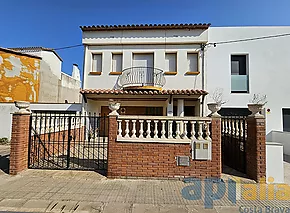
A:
167,98,174,116
177,99,184,117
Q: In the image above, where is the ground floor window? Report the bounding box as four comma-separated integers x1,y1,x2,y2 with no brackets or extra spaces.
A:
282,108,290,132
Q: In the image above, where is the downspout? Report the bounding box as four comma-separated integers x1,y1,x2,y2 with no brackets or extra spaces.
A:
201,43,206,117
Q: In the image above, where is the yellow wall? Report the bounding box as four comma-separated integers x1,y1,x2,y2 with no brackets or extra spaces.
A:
0,50,40,102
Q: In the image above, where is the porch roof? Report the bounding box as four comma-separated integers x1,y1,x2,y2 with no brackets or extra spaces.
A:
80,89,208,96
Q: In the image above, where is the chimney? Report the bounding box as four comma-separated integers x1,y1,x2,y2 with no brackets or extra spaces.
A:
72,64,81,82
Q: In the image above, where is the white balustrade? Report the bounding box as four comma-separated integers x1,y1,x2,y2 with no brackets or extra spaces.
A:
116,115,212,144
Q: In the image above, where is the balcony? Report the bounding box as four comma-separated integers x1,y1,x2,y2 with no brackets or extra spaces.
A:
231,75,249,93
118,67,166,90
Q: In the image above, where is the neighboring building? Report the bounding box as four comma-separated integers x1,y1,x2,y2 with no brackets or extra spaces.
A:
80,24,210,117
206,26,290,136
0,47,82,139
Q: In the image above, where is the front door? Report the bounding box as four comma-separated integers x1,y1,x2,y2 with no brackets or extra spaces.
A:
133,53,154,86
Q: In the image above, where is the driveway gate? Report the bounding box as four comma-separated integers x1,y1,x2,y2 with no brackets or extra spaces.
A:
28,112,108,174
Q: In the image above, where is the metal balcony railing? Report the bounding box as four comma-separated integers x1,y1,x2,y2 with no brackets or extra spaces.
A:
118,67,166,89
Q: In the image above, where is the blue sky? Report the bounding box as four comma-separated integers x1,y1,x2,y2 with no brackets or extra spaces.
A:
1,0,290,78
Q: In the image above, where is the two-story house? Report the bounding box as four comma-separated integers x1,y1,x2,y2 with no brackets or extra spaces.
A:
80,23,210,118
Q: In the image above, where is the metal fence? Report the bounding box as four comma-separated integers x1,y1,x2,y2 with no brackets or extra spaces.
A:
221,116,247,173
28,112,108,174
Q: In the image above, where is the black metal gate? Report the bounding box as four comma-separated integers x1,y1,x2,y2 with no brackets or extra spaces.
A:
28,112,108,174
221,116,247,173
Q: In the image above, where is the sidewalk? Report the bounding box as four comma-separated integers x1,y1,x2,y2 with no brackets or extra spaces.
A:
0,169,289,213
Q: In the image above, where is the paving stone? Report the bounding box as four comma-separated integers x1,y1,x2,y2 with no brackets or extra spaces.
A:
103,203,132,213
132,204,160,213
0,198,26,207
159,204,188,213
75,201,104,213
47,201,79,212
186,205,217,213
20,199,52,212
214,206,240,213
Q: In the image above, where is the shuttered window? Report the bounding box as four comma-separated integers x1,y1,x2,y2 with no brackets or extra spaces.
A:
187,53,198,72
165,53,177,72
112,53,122,72
92,54,102,72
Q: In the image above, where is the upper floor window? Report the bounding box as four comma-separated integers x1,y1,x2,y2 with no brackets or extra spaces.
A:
231,55,249,93
187,53,199,74
92,54,102,74
165,53,177,74
111,53,123,74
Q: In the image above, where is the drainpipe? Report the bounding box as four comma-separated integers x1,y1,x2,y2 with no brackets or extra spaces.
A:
200,43,206,117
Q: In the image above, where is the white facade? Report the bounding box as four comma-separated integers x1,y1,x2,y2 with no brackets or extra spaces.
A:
82,29,208,91
207,26,290,135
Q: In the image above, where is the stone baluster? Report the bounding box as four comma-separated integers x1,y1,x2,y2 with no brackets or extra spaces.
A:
232,119,235,137
240,120,244,137
205,121,211,140
190,121,196,140
183,121,188,139
124,120,130,138
139,120,144,138
146,120,151,138
228,119,231,136
161,121,166,139
197,121,203,140
168,120,173,139
153,120,158,138
117,120,122,137
222,119,225,134
132,120,137,138
175,121,181,139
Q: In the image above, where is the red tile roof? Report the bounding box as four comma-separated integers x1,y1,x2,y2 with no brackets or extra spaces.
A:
9,47,63,61
80,23,211,31
80,89,208,95
0,47,42,59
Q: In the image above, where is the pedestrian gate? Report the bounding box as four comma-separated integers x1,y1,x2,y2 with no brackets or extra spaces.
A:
28,112,108,174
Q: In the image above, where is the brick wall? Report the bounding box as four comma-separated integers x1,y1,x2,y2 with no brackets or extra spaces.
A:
107,116,221,179
10,113,30,175
246,117,266,182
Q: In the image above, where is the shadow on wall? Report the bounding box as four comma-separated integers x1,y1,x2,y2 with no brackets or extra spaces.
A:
266,130,290,157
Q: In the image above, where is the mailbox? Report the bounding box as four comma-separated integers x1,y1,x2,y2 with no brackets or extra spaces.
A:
191,140,212,160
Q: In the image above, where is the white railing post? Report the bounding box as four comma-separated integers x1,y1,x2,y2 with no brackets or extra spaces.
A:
117,120,122,137
146,120,151,138
161,121,166,139
168,120,173,139
197,121,203,140
125,120,130,138
190,121,196,140
183,121,188,139
176,121,181,139
132,120,137,138
139,120,144,138
153,120,158,138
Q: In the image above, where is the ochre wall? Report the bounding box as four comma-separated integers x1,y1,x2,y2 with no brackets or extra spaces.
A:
0,51,40,102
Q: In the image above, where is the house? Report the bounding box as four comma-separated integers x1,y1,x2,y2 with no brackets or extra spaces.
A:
206,26,290,138
0,46,82,139
80,24,210,117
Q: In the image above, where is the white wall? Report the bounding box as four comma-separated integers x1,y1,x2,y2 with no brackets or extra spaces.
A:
266,142,284,183
40,51,62,79
0,103,82,140
207,27,290,134
59,72,81,103
83,44,203,90
266,131,290,156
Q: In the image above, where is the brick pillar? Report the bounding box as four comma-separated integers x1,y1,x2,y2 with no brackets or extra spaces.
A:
107,115,118,178
246,116,266,183
210,116,222,178
10,111,31,175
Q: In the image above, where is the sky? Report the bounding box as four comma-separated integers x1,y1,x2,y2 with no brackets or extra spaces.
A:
1,0,290,78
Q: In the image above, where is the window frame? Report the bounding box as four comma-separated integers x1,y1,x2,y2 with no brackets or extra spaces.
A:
186,52,200,75
110,52,123,75
90,53,103,75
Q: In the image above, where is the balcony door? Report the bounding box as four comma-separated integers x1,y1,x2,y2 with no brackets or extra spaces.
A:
133,53,154,86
